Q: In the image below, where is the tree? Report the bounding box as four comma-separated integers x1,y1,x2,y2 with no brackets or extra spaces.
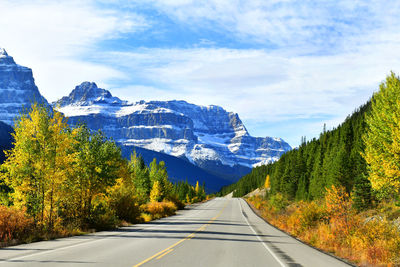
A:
67,126,122,226
352,174,373,211
2,104,76,228
264,175,270,190
149,159,172,200
150,180,162,202
129,152,150,202
108,175,140,223
363,72,400,198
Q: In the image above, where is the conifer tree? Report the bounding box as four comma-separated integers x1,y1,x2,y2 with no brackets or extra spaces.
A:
129,152,150,202
352,174,373,211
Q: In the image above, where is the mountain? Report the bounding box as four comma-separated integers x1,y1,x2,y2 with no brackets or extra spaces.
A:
0,49,291,189
0,48,49,125
54,82,291,181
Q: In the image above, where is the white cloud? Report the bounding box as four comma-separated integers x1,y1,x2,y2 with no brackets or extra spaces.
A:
0,0,148,101
102,46,387,118
98,41,400,147
3,0,400,147
135,0,380,47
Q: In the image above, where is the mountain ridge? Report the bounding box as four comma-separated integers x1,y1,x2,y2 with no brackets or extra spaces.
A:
0,48,291,189
0,48,49,126
53,81,291,180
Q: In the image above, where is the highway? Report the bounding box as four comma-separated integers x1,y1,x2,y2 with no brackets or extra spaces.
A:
0,197,351,267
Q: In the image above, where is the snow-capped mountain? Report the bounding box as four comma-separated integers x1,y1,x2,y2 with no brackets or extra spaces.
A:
54,82,291,180
0,48,290,188
0,48,49,125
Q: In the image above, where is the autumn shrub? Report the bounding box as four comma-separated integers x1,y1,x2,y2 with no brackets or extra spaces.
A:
324,185,354,239
378,200,400,220
86,195,118,231
0,205,34,244
143,201,177,219
247,196,262,209
268,193,289,212
164,194,185,210
285,201,326,235
300,201,326,229
247,188,400,266
140,213,152,222
108,181,141,224
350,217,400,265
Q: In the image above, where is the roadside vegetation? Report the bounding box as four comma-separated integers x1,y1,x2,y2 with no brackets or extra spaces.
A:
221,73,400,266
0,104,206,247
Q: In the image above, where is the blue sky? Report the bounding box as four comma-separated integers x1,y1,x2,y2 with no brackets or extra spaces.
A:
2,0,400,146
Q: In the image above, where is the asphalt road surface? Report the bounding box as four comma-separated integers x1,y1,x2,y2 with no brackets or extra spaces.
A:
0,197,352,267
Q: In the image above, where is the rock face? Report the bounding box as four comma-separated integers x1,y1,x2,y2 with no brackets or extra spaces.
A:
0,48,49,125
0,48,290,188
54,82,291,180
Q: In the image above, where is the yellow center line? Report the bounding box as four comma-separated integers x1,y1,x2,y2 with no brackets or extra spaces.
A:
132,200,229,267
156,249,174,260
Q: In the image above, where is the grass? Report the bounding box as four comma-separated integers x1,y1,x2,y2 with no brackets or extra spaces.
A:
0,200,180,248
246,186,400,266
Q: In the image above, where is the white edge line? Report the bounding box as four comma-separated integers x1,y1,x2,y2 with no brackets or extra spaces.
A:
238,199,287,267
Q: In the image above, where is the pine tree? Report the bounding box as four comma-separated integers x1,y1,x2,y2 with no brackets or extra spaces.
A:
352,174,373,211
309,145,325,199
129,152,150,202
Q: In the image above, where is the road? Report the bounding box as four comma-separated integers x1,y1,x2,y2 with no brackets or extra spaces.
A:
0,197,351,267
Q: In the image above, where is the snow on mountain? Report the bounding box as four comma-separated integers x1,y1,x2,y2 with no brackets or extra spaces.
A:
0,48,290,186
54,82,291,179
0,48,49,126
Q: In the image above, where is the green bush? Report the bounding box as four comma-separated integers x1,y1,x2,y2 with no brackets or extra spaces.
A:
87,196,118,231
109,184,141,224
268,193,290,212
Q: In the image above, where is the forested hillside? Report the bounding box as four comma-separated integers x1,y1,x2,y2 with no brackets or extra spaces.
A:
224,73,400,266
0,121,13,163
221,101,372,208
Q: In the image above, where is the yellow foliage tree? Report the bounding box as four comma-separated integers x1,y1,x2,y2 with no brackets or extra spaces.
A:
363,72,400,198
265,174,271,189
150,180,162,202
108,177,140,223
324,185,352,235
66,125,122,225
3,104,76,227
195,181,200,194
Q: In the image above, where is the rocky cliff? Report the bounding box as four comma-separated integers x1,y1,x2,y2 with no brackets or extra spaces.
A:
54,82,291,180
0,48,48,126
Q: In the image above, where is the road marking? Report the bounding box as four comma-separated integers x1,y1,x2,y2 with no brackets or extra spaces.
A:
133,200,229,267
1,220,178,263
1,199,218,263
239,199,287,267
156,249,173,260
